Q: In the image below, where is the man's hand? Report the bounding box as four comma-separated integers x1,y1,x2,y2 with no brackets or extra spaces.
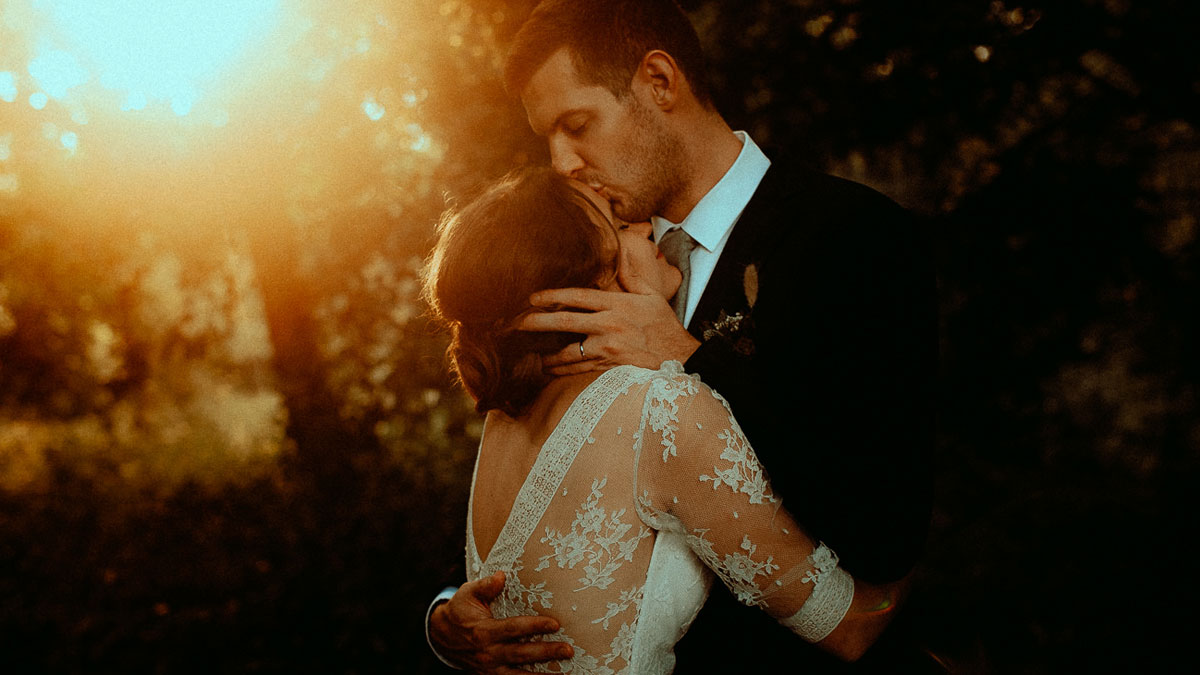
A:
517,262,700,375
429,572,572,673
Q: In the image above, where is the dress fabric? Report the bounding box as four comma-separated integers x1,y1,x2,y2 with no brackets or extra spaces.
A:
465,362,851,674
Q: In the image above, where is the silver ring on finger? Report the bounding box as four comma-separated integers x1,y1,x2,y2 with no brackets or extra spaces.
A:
579,341,586,360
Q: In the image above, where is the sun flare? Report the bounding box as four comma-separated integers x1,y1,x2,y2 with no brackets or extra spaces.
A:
30,0,280,115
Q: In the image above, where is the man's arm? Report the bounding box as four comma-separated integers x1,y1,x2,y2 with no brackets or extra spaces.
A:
427,572,573,673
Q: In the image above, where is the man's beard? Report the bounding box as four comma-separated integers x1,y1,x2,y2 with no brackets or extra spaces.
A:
609,99,689,223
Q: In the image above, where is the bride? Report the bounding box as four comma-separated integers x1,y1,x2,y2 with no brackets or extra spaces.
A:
424,167,906,673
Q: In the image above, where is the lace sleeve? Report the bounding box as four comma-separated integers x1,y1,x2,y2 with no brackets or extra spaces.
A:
631,365,854,642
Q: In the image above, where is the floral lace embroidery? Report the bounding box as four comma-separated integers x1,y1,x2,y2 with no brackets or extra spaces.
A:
592,585,643,630
492,559,554,616
520,585,641,675
480,369,646,574
465,367,662,675
698,428,777,505
684,529,780,606
606,622,637,670
641,369,699,462
536,478,652,591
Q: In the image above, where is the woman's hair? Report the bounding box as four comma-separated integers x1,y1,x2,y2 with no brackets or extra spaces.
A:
423,167,617,417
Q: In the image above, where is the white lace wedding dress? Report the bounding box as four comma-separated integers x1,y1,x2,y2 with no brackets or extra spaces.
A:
465,362,854,674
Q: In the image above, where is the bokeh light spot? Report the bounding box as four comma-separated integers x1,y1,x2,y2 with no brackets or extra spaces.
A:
975,45,993,62
362,95,385,121
805,14,834,38
0,173,18,194
60,131,78,154
29,92,48,109
0,72,17,102
28,47,89,99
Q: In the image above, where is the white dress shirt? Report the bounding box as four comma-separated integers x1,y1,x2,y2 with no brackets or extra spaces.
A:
651,131,771,328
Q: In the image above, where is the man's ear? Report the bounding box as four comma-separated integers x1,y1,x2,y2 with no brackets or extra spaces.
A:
634,50,682,111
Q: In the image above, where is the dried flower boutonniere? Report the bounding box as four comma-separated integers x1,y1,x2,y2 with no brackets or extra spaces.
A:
700,263,759,356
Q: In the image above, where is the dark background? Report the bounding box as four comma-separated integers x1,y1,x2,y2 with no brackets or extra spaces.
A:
1,0,1195,672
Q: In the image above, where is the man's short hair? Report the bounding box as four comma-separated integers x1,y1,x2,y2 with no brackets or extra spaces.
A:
503,0,714,108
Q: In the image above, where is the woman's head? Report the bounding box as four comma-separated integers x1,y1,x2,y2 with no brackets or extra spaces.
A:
424,167,619,416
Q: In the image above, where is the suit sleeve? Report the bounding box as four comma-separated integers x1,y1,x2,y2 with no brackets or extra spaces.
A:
683,182,936,583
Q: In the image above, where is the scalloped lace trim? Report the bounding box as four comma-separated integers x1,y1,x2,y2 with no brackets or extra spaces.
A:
779,543,855,642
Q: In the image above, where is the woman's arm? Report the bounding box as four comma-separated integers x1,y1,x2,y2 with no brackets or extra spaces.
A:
631,370,906,660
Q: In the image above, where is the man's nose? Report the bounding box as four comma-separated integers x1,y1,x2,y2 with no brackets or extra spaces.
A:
549,137,585,177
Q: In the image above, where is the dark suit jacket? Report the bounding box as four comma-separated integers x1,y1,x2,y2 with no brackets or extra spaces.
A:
670,156,937,672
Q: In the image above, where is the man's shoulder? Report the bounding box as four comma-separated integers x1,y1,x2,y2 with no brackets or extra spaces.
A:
738,154,915,260
753,153,906,219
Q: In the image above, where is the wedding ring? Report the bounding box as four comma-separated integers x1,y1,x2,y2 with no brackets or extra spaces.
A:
579,341,586,359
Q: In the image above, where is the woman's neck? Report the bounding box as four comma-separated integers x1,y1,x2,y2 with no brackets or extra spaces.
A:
482,370,607,467
521,370,605,426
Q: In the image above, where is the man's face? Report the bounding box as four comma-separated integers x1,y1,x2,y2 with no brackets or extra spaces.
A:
522,48,685,222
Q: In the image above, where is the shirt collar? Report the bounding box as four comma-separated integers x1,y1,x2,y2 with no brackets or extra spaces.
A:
651,131,771,251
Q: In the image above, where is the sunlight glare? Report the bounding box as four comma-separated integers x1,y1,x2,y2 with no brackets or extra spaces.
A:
38,0,280,114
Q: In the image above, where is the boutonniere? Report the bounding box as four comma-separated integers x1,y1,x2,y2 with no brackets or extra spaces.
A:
700,264,758,356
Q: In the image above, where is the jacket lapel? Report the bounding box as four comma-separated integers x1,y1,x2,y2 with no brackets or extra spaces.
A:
689,161,791,336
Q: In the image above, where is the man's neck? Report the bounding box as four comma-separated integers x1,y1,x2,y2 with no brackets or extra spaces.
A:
661,118,745,224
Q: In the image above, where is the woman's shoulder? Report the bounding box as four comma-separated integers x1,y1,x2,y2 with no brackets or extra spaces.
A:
612,361,729,415
610,360,703,390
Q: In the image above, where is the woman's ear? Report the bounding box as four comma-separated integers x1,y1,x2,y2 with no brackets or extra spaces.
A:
635,50,681,111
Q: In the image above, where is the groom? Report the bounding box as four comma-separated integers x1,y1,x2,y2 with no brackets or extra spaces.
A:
427,0,937,671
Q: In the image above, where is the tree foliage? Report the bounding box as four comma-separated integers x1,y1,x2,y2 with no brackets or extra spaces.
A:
0,0,1195,671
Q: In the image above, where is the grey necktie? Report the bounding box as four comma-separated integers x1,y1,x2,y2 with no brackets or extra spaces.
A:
657,227,698,323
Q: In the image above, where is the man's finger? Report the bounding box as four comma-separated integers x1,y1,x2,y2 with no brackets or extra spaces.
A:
495,639,575,665
541,342,587,368
463,571,506,604
517,310,606,334
529,287,623,311
480,615,561,643
617,253,656,296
